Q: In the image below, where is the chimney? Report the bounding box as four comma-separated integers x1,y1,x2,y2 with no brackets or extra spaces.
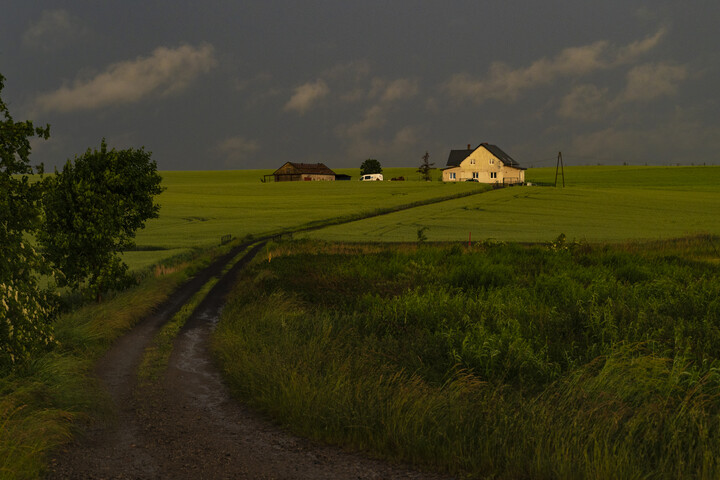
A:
467,144,471,150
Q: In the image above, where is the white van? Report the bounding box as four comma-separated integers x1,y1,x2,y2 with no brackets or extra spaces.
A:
360,173,383,181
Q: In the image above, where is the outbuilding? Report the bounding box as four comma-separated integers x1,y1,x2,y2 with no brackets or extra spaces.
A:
268,162,336,182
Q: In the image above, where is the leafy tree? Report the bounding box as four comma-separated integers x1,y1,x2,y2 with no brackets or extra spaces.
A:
360,158,382,176
417,151,434,181
0,73,55,370
39,139,163,300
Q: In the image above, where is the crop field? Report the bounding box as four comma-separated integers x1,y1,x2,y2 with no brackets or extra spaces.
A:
125,165,720,270
214,238,720,478
300,165,720,243
124,167,478,270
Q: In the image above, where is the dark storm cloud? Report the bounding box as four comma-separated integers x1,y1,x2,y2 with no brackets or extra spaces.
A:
2,1,719,170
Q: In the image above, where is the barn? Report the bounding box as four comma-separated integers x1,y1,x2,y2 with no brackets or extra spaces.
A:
269,162,336,182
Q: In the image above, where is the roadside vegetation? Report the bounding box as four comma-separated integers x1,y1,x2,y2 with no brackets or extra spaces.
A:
213,237,720,479
0,263,186,479
0,244,236,479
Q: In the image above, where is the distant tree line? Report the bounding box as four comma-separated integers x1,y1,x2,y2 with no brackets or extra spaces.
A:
1,73,163,371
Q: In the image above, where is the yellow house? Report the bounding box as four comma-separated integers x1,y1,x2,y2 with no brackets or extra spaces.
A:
442,143,525,184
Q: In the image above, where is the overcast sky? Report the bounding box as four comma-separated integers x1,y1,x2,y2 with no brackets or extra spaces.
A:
3,1,719,170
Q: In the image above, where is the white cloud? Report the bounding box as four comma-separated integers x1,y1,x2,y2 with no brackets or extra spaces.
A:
33,43,217,113
614,27,667,65
558,62,687,121
22,9,87,51
392,126,421,148
566,112,720,164
557,84,611,121
371,78,420,103
444,28,667,104
620,62,687,102
338,105,386,139
284,80,330,114
216,136,260,165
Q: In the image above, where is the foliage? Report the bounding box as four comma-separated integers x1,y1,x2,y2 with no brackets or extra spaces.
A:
417,151,434,181
39,140,163,299
214,240,720,478
360,158,382,176
0,73,55,372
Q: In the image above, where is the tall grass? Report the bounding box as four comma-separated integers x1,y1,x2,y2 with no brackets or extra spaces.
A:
213,238,720,478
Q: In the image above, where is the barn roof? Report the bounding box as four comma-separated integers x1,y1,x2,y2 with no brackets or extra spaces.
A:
273,162,336,175
446,143,524,169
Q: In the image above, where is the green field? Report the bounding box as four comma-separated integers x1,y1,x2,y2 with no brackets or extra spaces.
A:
300,165,720,242
125,167,477,270
129,166,720,269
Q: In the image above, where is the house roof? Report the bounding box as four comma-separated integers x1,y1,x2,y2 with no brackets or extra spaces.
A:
274,162,336,175
446,143,524,169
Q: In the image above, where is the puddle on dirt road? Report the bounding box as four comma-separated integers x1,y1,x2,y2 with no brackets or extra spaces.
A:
172,309,228,412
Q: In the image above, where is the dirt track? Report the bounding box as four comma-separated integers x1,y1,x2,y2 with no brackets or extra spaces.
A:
46,243,453,479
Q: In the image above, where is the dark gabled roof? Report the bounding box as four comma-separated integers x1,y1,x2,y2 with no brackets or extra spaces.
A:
445,143,524,169
482,144,522,168
274,162,336,175
446,149,474,167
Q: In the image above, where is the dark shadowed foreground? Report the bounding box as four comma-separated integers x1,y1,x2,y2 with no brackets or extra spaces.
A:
46,243,452,479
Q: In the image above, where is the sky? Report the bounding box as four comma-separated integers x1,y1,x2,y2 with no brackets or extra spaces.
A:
3,1,720,171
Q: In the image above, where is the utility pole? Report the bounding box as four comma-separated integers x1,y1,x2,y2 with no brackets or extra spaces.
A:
554,151,565,187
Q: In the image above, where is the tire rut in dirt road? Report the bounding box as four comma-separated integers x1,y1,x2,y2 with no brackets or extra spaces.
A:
47,243,454,479
45,242,252,479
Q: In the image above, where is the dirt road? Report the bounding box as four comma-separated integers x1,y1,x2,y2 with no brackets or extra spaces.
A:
46,243,453,479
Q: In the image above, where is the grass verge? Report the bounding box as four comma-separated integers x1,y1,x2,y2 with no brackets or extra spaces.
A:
213,237,720,479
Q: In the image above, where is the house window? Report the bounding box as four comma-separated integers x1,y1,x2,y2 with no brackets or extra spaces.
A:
489,159,495,165
450,172,456,180
473,172,479,179
490,172,497,179
470,158,475,165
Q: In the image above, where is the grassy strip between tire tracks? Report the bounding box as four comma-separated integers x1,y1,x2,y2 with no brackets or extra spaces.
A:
213,236,720,479
0,242,242,480
137,245,253,385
